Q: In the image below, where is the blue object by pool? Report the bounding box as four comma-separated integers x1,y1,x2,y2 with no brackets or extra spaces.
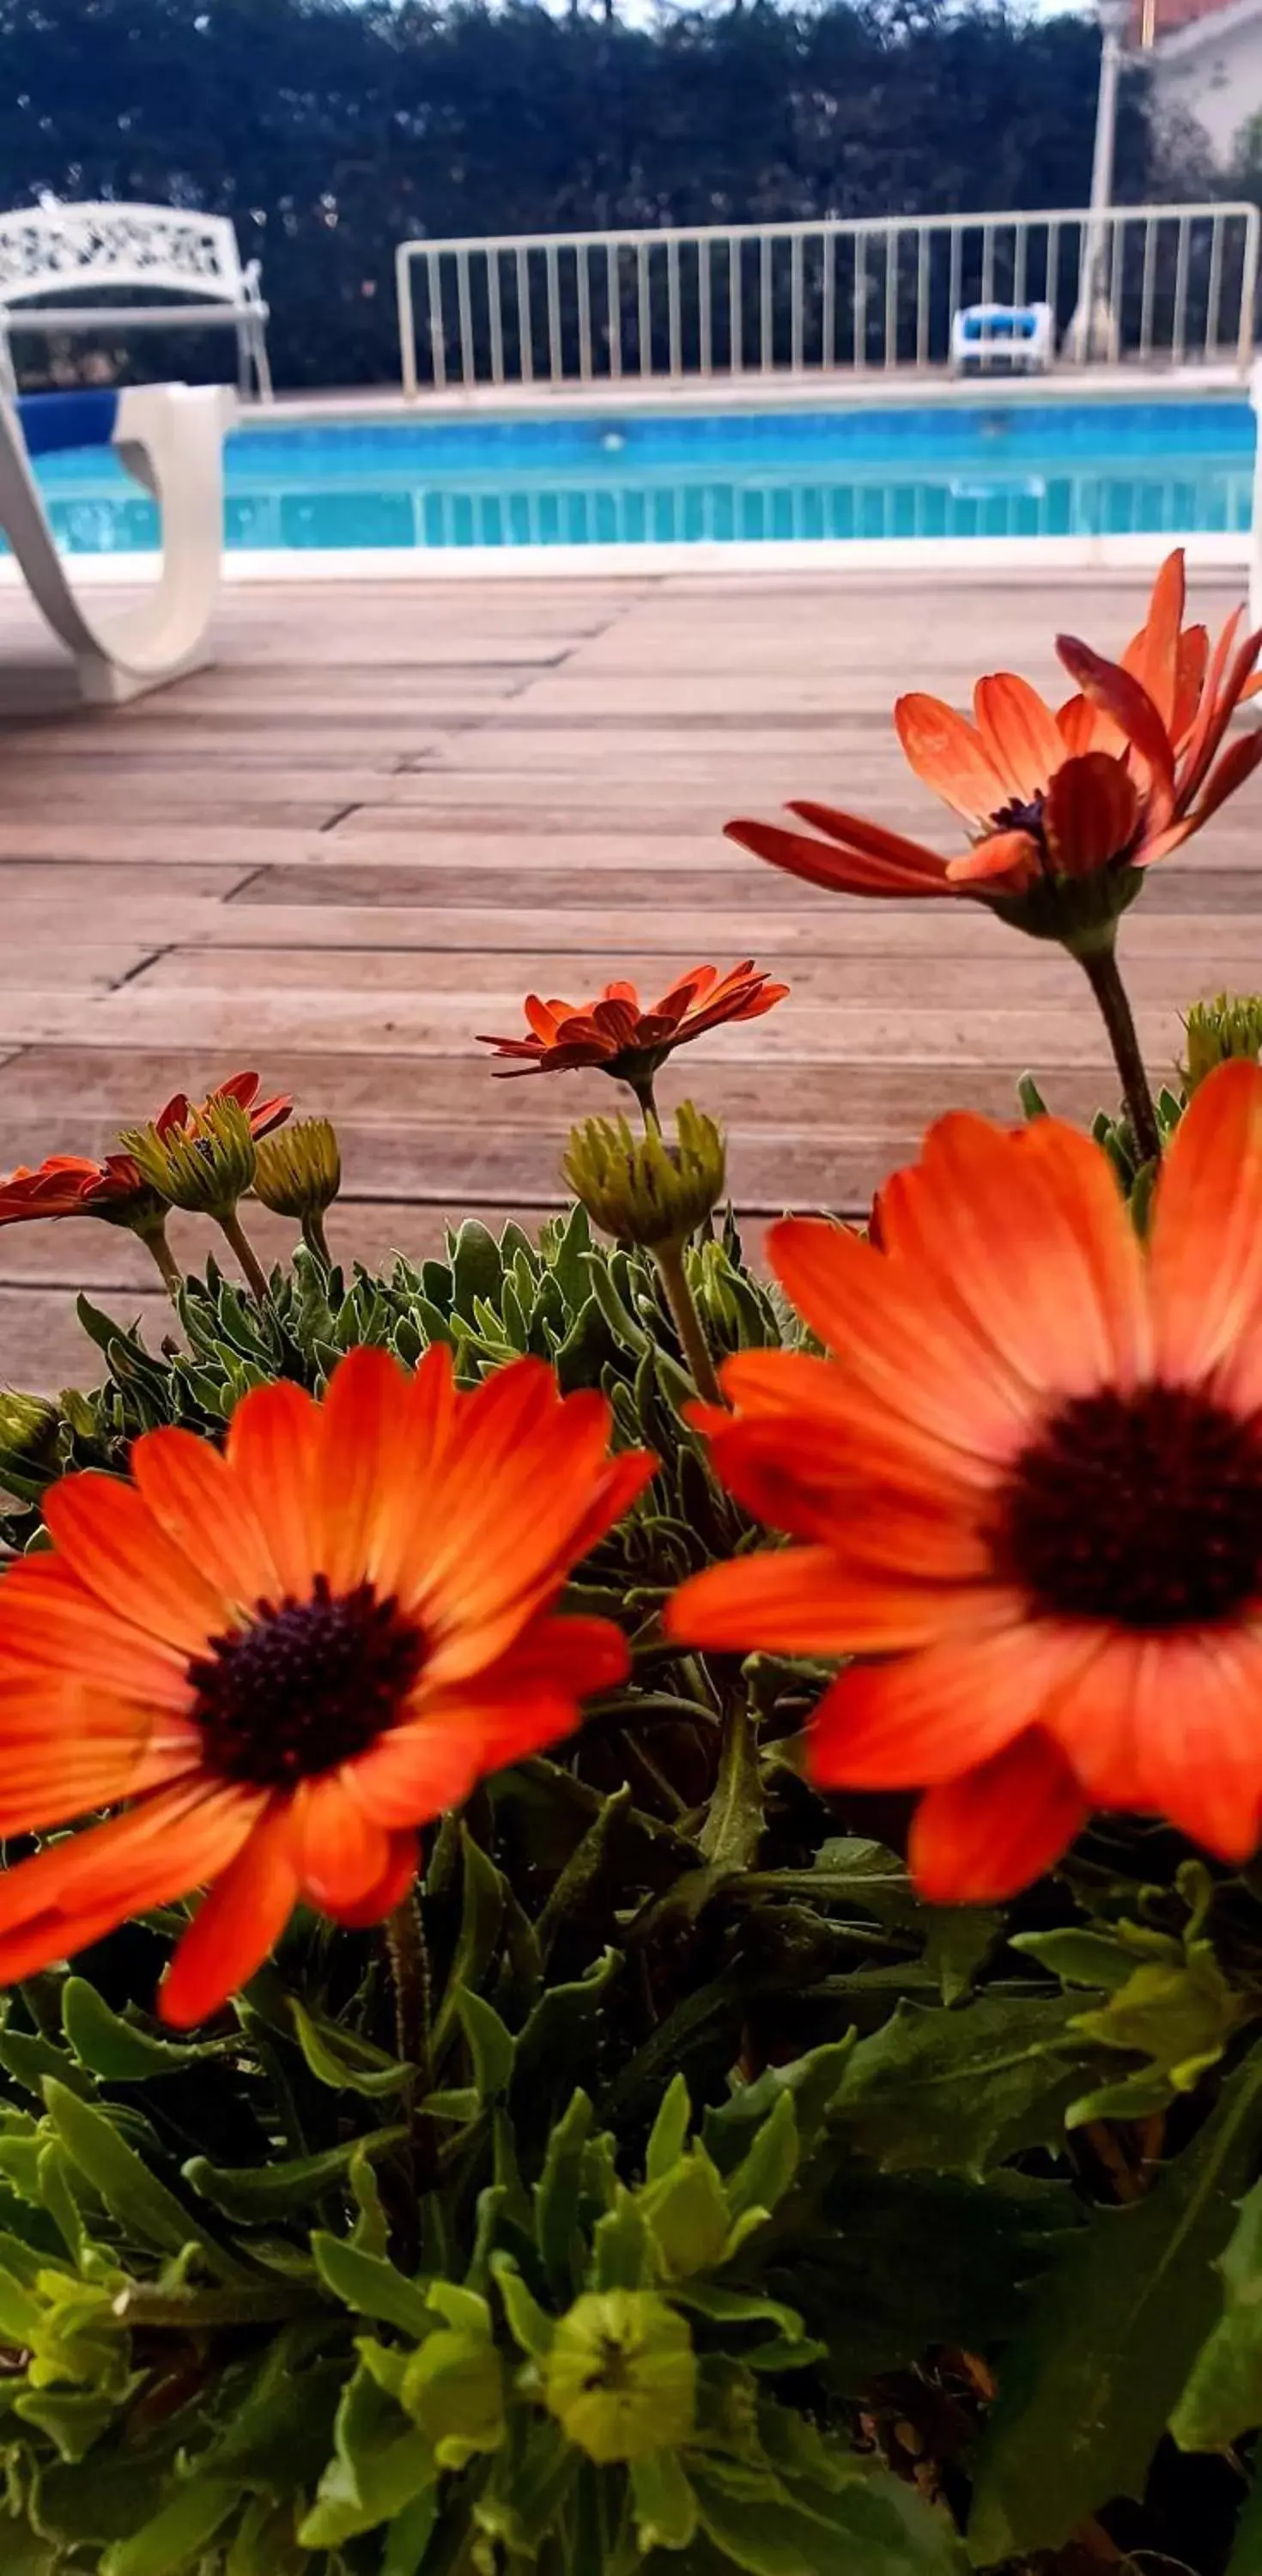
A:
16,389,119,459
18,394,1256,554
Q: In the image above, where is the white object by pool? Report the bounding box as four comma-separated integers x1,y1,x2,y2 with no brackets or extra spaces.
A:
950,303,1053,377
0,204,272,402
0,381,234,701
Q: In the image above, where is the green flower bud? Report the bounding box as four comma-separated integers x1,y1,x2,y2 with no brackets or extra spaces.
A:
563,1103,725,1250
640,2147,731,2281
1181,993,1262,1096
543,2291,697,2464
0,1390,60,1465
401,2330,505,2469
121,1093,257,1221
252,1117,342,1221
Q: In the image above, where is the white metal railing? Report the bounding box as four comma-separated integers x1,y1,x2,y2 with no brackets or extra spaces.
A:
397,204,1261,397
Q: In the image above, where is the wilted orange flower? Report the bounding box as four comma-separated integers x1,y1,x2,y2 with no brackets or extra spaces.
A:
0,1346,652,2025
727,554,1262,927
156,1069,291,1143
477,964,788,1081
668,1060,1262,1903
0,1151,157,1230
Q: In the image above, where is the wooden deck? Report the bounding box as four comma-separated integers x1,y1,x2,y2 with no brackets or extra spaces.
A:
0,565,1259,1391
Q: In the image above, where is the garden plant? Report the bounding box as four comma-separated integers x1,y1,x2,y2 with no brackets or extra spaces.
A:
0,557,1261,2573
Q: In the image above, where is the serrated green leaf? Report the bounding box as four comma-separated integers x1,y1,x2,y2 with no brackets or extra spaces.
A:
185,2127,406,2221
451,1219,503,1320
299,2360,436,2549
726,2088,798,2222
923,1909,999,2005
432,1829,506,2064
61,1981,225,2082
828,1994,1096,2178
968,2044,1262,2561
490,2251,555,2359
312,2233,434,2338
288,2000,410,2098
1171,2172,1262,2448
646,2074,691,2183
690,2459,966,2576
0,2029,93,2102
14,2386,128,2462
533,2088,593,2294
456,1989,515,2102
42,2081,242,2278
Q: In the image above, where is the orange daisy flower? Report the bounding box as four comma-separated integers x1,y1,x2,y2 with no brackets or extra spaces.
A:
477,964,789,1085
667,1060,1262,1904
0,1151,157,1230
156,1069,291,1144
0,1346,652,2025
726,553,1262,927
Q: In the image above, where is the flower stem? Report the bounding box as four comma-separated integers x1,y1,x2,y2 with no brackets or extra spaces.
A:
653,1235,723,1407
216,1205,271,1302
1078,943,1162,1168
630,1075,661,1133
138,1222,183,1300
385,1891,432,2085
301,1209,333,1267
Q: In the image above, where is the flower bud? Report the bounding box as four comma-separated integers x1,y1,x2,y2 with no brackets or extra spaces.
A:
401,2330,505,2468
0,1390,60,1465
121,1093,257,1221
252,1118,342,1222
543,2290,697,2463
563,1103,725,1249
1181,993,1262,1096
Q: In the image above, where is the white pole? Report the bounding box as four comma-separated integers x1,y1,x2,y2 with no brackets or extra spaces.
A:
1069,0,1130,361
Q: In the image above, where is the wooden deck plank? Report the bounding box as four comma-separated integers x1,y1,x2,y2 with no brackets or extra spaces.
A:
0,566,1254,1388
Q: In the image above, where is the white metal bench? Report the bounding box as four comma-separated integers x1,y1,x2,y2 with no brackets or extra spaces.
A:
0,204,271,402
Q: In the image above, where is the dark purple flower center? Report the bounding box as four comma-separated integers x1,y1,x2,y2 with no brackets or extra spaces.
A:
188,1575,424,1786
996,1382,1262,1627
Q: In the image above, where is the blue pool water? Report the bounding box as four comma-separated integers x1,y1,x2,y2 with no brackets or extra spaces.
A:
25,395,1257,554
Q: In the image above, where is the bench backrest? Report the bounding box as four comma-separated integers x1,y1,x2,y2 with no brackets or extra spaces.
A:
0,204,247,309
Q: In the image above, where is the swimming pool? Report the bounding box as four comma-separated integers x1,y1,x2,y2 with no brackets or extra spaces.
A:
21,393,1257,560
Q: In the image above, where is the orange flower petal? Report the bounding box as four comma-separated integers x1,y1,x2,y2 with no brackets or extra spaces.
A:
224,1377,323,1601
908,1731,1089,1904
943,829,1041,889
311,1344,416,1599
131,1428,281,1613
160,1801,300,2026
1053,639,1175,820
292,1773,393,1911
894,694,1008,823
1044,1625,1262,1858
0,1556,191,1705
725,816,951,899
876,1112,1150,1400
667,1544,999,1656
42,1474,230,1658
1149,1060,1262,1383
0,1779,262,1990
1122,549,1186,733
1041,751,1140,877
768,1216,1036,1464
973,673,1065,803
808,1613,1101,1789
323,1829,419,1929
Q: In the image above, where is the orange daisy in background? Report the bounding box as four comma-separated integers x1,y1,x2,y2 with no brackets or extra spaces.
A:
477,963,789,1093
726,551,1262,922
0,1345,652,2025
0,1151,159,1231
668,1059,1262,1903
156,1068,292,1144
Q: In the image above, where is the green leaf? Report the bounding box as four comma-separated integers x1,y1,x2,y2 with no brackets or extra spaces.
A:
726,2090,798,2222
646,2073,692,2184
15,2387,127,2461
451,1218,504,1320
42,2080,243,2279
534,2087,594,2294
923,1909,999,2006
699,1698,764,1873
456,1989,515,2102
1010,1929,1137,1991
1171,2173,1262,2447
288,2000,410,2098
99,2476,239,2576
631,2449,697,2552
0,2029,93,2101
490,2252,555,2360
299,2360,436,2549
61,1981,226,2081
311,2233,434,2338
828,1994,1096,2178
185,2127,406,2221
1228,2468,1262,2576
689,2460,967,2576
968,2044,1262,2561
431,1829,506,2064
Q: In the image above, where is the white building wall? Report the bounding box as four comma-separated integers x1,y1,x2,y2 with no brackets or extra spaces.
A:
1154,15,1262,161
